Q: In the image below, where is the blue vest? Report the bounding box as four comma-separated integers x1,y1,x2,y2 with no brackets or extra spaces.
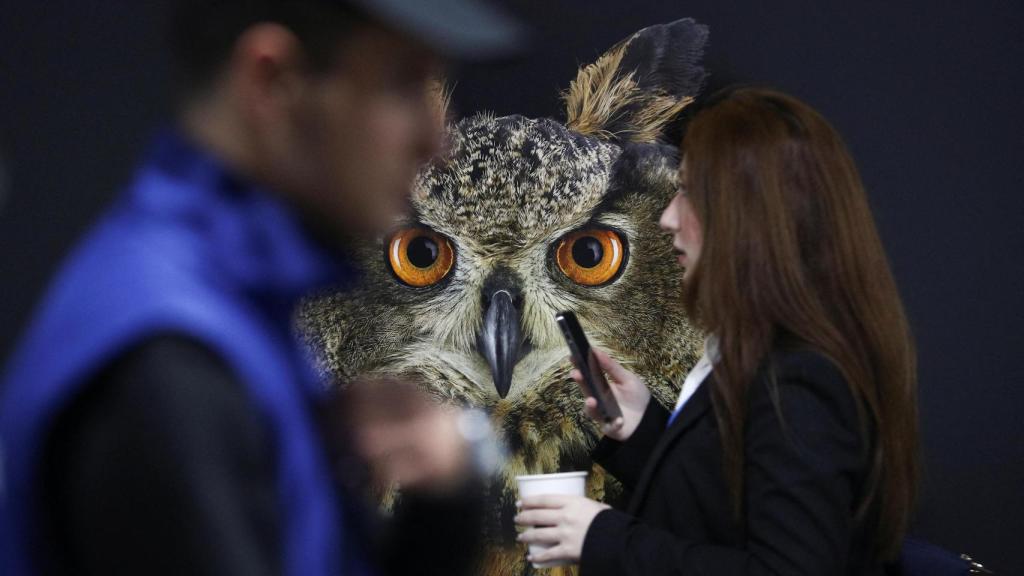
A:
0,131,367,576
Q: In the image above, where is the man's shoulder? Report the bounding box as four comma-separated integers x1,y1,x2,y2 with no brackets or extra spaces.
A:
99,335,244,403
48,334,259,456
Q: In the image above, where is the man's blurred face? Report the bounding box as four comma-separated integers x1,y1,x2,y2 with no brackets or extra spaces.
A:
272,25,444,241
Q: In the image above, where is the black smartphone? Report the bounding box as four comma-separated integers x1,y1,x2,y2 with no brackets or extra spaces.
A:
555,311,623,423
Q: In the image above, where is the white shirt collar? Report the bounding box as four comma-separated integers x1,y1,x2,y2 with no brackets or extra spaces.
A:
671,334,719,416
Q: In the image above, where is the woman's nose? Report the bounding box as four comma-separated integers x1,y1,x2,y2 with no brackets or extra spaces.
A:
659,195,679,232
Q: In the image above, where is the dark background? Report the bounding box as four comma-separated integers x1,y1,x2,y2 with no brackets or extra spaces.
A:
1,1,1021,572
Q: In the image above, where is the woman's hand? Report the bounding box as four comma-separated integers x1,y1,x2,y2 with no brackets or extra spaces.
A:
570,348,651,441
514,495,610,565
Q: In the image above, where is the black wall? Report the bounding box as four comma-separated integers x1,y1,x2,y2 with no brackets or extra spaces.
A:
2,1,1021,572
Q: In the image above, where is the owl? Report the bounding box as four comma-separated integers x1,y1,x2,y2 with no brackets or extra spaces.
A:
300,19,708,576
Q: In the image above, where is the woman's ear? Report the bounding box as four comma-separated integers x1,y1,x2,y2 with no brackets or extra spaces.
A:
563,18,708,144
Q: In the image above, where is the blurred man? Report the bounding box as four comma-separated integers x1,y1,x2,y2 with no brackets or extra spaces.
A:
0,1,521,575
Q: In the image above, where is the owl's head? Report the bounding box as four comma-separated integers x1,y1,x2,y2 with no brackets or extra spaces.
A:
300,16,706,501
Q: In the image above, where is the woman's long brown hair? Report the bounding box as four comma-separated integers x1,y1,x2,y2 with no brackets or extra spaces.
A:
681,87,918,560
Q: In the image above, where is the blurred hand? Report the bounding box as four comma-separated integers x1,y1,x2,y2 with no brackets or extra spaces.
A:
514,494,610,565
342,378,469,493
570,348,651,442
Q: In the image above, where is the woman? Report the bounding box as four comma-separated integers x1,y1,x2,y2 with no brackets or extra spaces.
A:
515,87,919,575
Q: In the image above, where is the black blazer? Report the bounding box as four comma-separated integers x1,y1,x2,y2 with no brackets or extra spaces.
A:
581,348,881,576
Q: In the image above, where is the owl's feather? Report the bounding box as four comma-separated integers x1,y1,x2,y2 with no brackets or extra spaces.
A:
565,18,708,144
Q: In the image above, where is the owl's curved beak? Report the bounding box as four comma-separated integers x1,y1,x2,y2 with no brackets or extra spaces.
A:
476,289,524,399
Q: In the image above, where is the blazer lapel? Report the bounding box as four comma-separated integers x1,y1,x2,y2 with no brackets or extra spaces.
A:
627,376,714,514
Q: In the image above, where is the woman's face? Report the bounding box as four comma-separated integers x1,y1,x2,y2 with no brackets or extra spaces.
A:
659,158,703,281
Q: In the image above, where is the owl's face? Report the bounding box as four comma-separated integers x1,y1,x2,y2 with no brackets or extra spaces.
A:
299,18,708,563
301,112,700,475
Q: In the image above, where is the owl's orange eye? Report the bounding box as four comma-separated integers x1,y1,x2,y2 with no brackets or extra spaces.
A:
555,228,625,286
387,227,455,287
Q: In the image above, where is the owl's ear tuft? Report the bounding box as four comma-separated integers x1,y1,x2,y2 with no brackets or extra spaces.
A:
429,76,454,131
563,18,708,144
426,76,458,168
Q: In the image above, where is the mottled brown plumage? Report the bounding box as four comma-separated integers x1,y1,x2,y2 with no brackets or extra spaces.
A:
299,19,709,575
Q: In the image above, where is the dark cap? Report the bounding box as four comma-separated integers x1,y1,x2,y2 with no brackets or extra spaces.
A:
345,0,526,59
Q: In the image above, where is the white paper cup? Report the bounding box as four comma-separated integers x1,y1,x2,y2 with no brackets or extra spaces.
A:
515,471,588,568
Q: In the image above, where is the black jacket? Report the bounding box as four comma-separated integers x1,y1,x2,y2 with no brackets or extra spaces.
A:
42,336,484,576
581,349,881,576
